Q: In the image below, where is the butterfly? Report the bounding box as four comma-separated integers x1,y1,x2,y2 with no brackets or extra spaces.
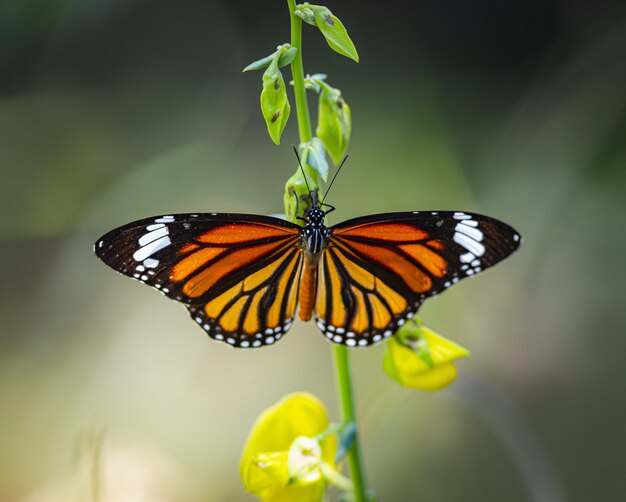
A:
94,193,521,348
94,195,521,349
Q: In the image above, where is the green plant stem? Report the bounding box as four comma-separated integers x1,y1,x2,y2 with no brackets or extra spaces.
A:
287,2,368,500
333,345,368,502
288,0,313,143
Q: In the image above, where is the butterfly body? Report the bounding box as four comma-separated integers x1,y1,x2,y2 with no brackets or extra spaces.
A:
299,206,332,321
95,209,521,349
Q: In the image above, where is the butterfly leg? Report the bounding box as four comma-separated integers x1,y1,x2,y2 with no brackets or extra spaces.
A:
321,203,335,216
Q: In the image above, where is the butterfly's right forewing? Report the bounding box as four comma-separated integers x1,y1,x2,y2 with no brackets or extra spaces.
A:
315,211,521,347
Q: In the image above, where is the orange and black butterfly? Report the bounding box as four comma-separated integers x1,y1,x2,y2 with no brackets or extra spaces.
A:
95,199,520,348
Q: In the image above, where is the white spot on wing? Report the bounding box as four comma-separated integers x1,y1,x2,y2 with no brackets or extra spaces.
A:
455,222,483,241
143,258,159,268
453,212,471,220
133,236,171,262
460,252,475,263
454,232,485,256
139,226,169,247
155,216,174,223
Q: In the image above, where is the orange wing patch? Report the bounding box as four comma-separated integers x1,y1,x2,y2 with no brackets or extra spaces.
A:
197,223,294,244
333,223,428,241
179,240,290,298
315,247,410,347
398,243,447,277
171,246,227,282
189,248,303,348
336,240,432,293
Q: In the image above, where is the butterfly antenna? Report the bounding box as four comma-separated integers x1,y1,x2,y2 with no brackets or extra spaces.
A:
321,154,349,204
292,145,312,197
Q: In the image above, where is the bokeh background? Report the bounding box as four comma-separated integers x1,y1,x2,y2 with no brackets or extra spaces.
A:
1,0,625,500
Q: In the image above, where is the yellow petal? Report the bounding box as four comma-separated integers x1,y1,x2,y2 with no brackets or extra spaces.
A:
243,452,290,495
383,325,470,392
422,326,470,365
257,480,325,502
240,393,337,501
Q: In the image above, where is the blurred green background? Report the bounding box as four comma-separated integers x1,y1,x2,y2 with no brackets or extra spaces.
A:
1,0,625,500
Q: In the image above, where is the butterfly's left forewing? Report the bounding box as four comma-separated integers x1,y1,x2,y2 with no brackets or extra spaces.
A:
316,211,521,346
95,213,302,347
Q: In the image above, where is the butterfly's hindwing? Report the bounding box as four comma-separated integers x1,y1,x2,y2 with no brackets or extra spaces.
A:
187,247,303,347
315,246,414,347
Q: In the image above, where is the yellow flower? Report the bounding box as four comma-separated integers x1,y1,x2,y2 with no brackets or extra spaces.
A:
383,320,470,391
240,393,349,502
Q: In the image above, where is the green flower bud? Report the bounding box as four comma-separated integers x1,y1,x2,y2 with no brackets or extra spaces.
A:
260,59,291,145
301,137,329,183
306,4,359,62
316,83,351,164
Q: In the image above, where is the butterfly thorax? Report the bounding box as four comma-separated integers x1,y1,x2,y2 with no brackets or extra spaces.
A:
301,207,332,259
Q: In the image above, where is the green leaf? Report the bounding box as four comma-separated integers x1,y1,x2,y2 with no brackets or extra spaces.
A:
301,138,329,182
278,47,299,67
243,45,298,72
244,53,275,72
260,60,291,145
309,5,359,62
316,83,351,164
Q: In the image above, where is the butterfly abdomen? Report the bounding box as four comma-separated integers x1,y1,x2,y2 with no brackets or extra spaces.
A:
299,261,317,321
